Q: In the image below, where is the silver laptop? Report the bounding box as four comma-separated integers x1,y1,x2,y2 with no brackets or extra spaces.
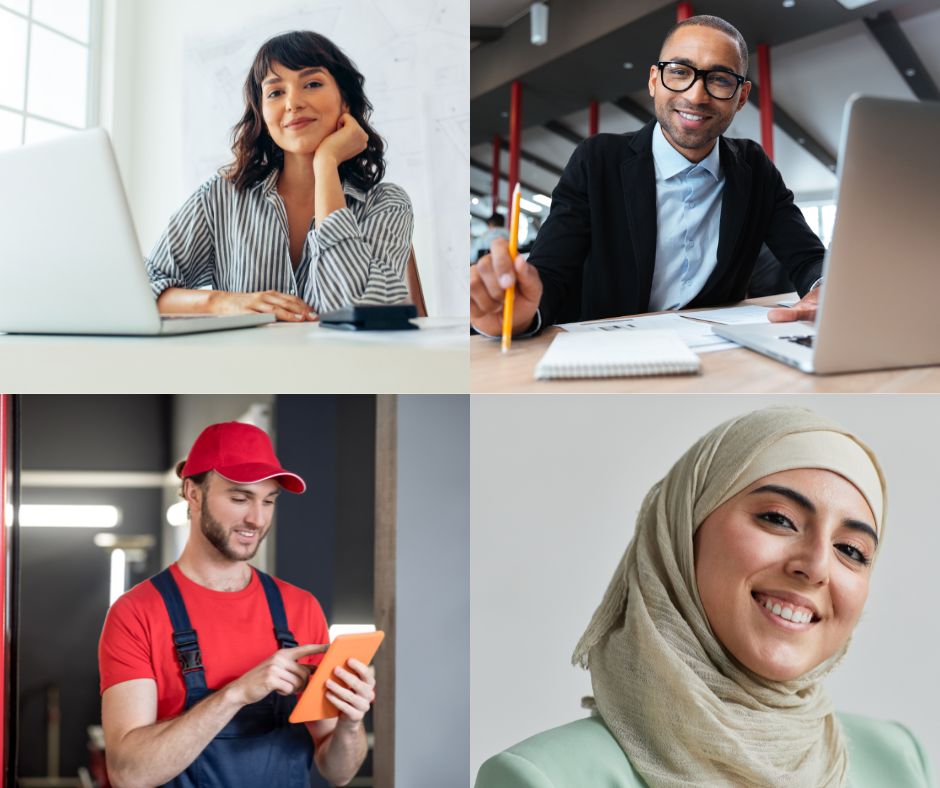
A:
714,95,940,374
0,129,274,335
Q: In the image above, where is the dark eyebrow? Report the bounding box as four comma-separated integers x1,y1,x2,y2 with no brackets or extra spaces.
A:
750,484,815,512
843,519,879,549
663,58,738,74
262,67,326,87
750,484,878,548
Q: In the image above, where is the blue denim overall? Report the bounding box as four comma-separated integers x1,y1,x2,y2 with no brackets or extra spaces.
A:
150,567,314,788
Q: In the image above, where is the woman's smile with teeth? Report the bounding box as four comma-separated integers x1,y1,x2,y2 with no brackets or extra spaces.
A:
753,592,817,625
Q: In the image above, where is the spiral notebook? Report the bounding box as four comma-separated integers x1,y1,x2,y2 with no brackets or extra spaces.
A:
534,329,701,380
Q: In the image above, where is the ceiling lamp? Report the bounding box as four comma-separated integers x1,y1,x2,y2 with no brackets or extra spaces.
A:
531,2,549,46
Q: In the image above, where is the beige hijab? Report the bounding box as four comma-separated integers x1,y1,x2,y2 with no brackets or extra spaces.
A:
572,407,886,788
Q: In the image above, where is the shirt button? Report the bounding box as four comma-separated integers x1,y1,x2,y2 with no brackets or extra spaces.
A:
289,286,296,295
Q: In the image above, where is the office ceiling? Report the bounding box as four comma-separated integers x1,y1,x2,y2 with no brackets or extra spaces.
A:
469,0,940,218
471,0,534,27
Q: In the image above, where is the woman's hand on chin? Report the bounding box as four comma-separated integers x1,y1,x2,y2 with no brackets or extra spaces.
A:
209,290,318,322
313,112,369,169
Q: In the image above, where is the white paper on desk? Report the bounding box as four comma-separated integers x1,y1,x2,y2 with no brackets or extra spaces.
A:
678,305,773,325
535,329,700,379
558,312,735,353
308,318,468,346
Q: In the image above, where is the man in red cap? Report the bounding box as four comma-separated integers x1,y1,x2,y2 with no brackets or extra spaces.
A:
98,422,375,787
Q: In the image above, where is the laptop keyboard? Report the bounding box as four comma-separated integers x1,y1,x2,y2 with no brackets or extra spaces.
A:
782,335,814,348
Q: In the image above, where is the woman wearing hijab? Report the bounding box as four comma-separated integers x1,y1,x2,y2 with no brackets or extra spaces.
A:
147,31,412,322
476,407,933,787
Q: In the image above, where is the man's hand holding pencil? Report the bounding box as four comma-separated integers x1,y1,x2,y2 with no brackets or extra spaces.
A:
469,237,543,339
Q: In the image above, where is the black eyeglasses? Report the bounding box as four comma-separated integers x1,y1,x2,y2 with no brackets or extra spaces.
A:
655,61,746,100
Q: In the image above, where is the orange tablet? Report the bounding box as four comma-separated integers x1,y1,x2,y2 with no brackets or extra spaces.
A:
289,631,385,723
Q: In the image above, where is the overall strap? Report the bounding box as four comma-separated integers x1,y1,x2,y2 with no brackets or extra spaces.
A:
255,569,299,649
151,567,209,704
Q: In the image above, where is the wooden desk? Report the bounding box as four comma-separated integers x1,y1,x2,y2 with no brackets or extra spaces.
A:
0,317,468,394
471,296,940,393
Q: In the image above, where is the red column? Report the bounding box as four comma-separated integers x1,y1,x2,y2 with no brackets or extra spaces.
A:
508,80,523,203
589,100,599,136
758,43,774,161
676,2,693,21
490,134,501,211
0,394,7,778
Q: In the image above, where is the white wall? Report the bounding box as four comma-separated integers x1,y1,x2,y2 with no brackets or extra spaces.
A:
470,394,940,780
397,395,470,787
100,0,468,316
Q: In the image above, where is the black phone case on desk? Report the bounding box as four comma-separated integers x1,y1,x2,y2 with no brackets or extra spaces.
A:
319,304,418,331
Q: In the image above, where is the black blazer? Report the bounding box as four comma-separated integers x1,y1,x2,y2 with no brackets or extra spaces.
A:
528,121,825,327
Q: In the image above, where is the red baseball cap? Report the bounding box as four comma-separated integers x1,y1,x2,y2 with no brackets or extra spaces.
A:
179,422,306,493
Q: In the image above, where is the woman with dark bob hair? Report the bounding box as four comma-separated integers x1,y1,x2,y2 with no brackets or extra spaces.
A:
147,31,412,321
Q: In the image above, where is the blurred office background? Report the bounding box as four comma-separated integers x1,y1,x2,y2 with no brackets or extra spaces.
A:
0,0,469,316
469,0,939,273
0,394,468,788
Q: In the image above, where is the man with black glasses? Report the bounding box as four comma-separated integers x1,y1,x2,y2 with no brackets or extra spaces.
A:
470,15,824,336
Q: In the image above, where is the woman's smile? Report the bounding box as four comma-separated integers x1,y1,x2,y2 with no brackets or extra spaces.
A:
751,591,819,629
283,116,316,130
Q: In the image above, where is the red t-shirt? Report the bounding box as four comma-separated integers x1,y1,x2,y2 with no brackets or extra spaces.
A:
99,563,329,720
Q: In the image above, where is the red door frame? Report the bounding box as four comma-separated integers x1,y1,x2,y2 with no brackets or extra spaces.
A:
0,394,8,786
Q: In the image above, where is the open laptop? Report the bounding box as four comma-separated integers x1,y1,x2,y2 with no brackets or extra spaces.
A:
713,95,940,374
0,129,274,335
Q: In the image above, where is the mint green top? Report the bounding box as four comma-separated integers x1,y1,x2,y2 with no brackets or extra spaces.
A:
475,714,934,787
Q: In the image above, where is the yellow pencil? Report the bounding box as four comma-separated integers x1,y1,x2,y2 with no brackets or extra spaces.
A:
501,183,522,353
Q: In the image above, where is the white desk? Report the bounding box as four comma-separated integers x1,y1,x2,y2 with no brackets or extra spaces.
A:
0,318,468,393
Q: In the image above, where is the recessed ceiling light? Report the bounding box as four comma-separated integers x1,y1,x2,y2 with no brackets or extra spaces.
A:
329,624,377,639
623,62,634,70
783,0,795,7
905,68,916,77
20,504,120,528
501,111,509,118
166,501,188,526
833,0,878,8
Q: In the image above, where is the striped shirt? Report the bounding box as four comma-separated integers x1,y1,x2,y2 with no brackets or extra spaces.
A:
146,168,412,313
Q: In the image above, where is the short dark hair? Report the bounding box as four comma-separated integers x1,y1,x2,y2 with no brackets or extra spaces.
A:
661,15,749,75
487,212,505,228
176,460,209,500
222,31,385,192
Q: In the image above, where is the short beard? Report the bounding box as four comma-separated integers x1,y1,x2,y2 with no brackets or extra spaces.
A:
655,99,734,155
199,496,264,561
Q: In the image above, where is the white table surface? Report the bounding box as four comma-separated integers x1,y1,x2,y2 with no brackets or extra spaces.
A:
0,317,469,393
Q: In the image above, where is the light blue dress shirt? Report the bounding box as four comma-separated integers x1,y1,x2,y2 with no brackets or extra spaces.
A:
648,123,724,311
